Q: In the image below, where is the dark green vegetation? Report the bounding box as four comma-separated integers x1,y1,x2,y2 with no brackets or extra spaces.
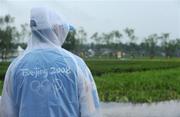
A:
86,59,180,103
95,67,180,103
86,59,180,76
0,62,10,81
1,59,180,103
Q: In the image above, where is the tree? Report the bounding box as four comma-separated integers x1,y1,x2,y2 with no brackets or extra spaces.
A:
19,23,30,41
124,28,136,43
0,15,18,61
102,33,112,45
62,30,79,52
0,15,29,61
124,28,137,58
15,23,29,49
76,27,87,45
90,32,102,44
159,33,171,57
111,30,123,44
144,34,159,58
176,38,180,57
165,40,177,57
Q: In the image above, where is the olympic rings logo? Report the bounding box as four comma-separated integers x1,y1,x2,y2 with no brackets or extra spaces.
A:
30,78,64,97
31,80,51,96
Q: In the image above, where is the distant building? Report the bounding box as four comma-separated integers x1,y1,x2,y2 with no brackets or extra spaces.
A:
101,48,113,56
116,51,125,59
87,49,95,57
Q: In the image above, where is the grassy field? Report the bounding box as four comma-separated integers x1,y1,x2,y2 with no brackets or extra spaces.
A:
86,59,180,76
95,67,180,103
88,59,180,103
1,59,180,103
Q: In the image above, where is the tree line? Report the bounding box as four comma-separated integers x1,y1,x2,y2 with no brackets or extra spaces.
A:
0,15,180,61
65,27,180,58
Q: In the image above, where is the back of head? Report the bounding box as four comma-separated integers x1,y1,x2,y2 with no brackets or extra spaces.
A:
29,7,70,49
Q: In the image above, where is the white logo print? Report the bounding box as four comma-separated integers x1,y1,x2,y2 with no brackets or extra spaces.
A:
19,67,72,97
30,80,50,96
30,78,65,97
20,67,71,78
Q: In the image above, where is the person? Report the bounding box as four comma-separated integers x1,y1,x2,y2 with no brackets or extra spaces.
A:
0,7,101,117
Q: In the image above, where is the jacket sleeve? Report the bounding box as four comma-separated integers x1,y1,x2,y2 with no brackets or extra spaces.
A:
77,60,101,117
0,63,16,117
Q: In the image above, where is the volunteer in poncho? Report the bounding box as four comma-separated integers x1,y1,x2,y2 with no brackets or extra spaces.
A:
0,7,101,117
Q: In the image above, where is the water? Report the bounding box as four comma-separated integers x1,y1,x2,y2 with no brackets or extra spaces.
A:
0,95,180,117
101,101,180,117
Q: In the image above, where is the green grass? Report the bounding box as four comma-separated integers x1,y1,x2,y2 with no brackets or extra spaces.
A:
86,59,180,76
95,67,180,103
1,59,180,103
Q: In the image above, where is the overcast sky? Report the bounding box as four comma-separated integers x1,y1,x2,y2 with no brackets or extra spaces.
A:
0,0,180,43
